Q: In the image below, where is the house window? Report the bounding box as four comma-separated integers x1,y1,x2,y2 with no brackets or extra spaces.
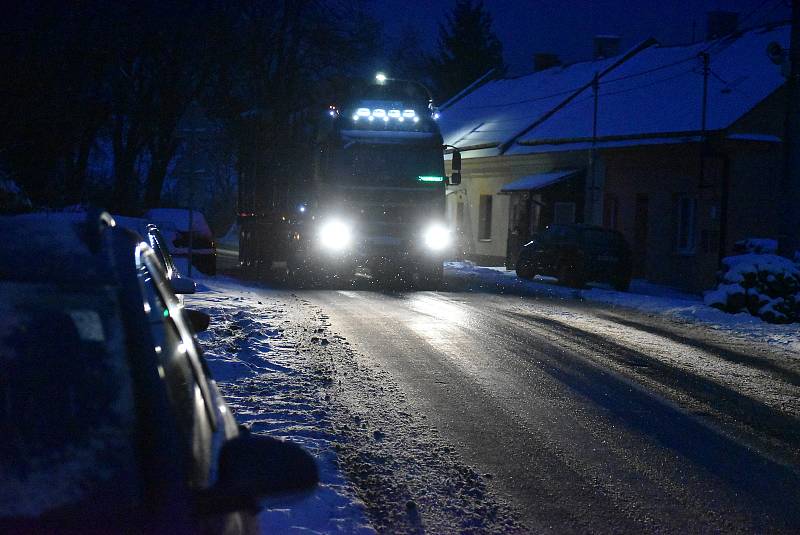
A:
553,202,576,224
478,195,492,240
676,195,696,254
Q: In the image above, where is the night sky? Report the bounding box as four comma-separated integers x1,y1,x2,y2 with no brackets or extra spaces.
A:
371,0,789,75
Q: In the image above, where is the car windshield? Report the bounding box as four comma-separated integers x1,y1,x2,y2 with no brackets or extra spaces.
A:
0,282,139,518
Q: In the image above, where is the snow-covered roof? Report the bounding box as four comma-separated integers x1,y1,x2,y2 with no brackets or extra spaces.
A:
439,24,788,160
511,24,788,154
439,52,628,158
499,169,581,192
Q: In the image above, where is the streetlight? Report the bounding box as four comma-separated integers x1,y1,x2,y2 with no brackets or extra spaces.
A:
374,72,435,111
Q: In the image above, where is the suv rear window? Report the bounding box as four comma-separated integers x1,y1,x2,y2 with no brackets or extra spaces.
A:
0,282,139,518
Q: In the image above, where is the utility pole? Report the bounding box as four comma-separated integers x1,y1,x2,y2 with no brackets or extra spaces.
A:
585,72,603,225
697,51,729,263
699,52,710,135
780,0,800,258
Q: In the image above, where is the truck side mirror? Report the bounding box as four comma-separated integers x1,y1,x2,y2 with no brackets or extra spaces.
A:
449,150,462,185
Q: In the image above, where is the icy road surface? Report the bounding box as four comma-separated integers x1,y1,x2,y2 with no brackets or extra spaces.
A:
190,273,800,533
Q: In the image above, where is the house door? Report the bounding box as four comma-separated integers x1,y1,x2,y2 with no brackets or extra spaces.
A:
633,194,649,277
506,192,531,268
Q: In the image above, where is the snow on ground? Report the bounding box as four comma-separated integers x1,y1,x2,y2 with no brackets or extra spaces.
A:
186,277,374,534
445,261,800,352
186,275,524,533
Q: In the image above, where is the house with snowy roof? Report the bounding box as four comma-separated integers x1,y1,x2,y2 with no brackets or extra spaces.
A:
440,21,789,292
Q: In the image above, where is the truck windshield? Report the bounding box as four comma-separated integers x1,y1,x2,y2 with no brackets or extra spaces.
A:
330,143,444,185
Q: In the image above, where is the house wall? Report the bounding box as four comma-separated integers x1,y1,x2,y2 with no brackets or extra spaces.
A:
724,143,783,248
603,137,783,292
604,143,720,292
724,88,785,249
446,89,784,293
446,156,512,265
446,150,589,265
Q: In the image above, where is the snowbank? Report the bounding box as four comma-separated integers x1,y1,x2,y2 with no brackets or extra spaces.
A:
185,277,375,534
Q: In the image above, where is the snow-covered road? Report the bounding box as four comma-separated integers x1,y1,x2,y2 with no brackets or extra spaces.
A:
188,268,800,533
188,277,523,533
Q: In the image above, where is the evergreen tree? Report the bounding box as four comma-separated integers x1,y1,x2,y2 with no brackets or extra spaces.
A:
430,0,505,102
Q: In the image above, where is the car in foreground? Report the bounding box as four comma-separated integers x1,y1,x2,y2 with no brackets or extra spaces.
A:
0,211,317,532
515,223,632,290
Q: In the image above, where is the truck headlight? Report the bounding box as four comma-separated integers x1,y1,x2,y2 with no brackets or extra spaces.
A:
319,219,352,251
423,224,450,251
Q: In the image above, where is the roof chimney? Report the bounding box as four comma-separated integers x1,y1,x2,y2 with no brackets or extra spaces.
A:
593,35,621,59
533,53,561,72
706,11,738,40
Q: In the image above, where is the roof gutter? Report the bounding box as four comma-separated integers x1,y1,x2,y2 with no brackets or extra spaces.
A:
498,37,659,155
516,129,712,146
443,142,499,154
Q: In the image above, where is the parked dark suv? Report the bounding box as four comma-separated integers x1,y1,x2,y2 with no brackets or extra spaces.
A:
0,212,317,533
515,224,632,290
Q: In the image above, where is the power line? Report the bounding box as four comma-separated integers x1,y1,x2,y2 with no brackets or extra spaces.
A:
447,66,700,129
601,54,698,84
453,3,785,115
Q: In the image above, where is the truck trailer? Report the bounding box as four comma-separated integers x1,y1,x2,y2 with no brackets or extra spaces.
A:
238,78,460,288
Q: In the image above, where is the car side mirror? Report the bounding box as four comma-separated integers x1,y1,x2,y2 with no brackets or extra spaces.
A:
194,432,319,514
171,277,197,295
185,309,211,332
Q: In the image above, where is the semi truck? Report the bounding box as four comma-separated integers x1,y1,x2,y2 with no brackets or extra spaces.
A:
238,77,460,287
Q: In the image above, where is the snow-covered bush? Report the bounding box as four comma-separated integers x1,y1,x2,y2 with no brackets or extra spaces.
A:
704,252,800,324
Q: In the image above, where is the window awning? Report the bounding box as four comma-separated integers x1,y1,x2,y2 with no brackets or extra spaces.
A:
499,169,581,193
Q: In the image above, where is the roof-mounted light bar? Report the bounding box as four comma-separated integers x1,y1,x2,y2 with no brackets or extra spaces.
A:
350,106,423,125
